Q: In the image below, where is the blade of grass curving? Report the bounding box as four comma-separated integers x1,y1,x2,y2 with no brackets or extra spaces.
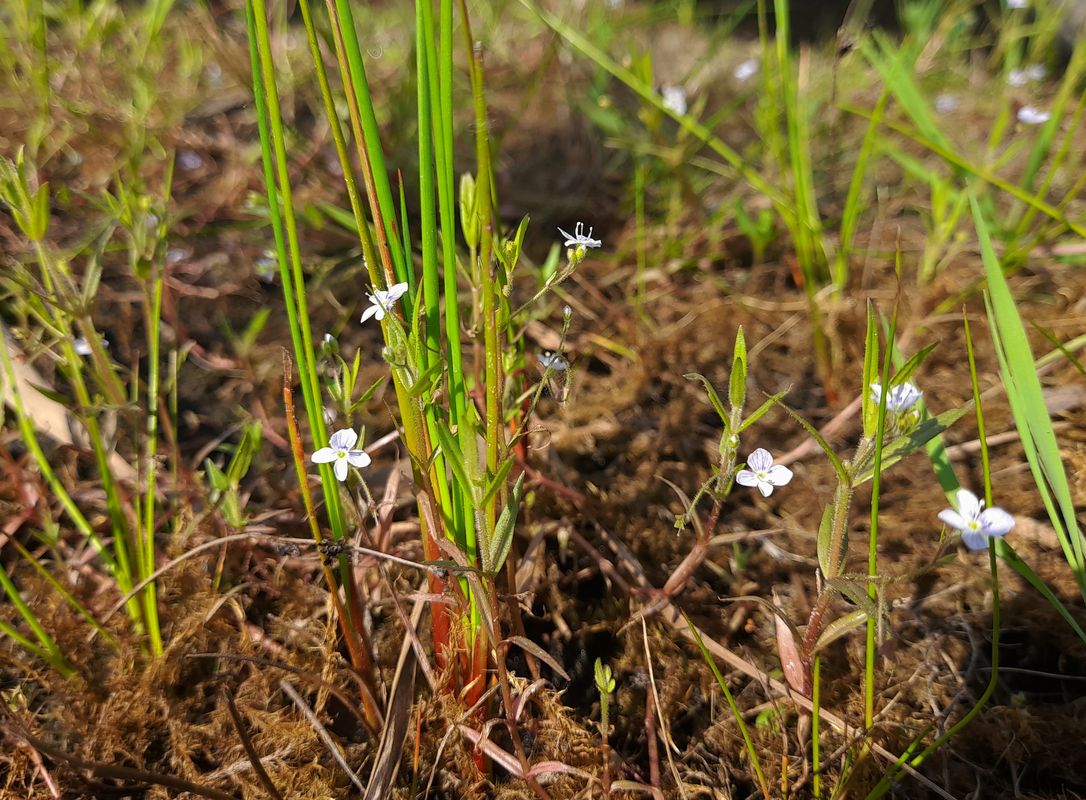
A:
844,104,1086,238
1032,323,1086,380
973,197,1086,598
865,304,897,735
777,401,849,484
837,86,890,290
868,297,1003,799
1012,89,1086,242
0,565,73,675
327,0,409,292
858,33,950,153
1018,38,1086,196
812,653,822,799
0,327,117,574
139,195,167,657
246,0,357,636
295,0,381,289
11,538,116,648
683,612,770,799
774,0,825,286
518,0,785,210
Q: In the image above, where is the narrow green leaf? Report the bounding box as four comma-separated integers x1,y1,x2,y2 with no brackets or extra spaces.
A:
998,541,1086,647
684,372,729,427
478,456,515,511
813,609,868,653
852,405,970,485
487,473,525,573
816,505,834,578
736,390,788,433
974,196,1086,595
778,401,849,484
862,300,879,438
888,341,937,388
432,420,479,506
729,326,747,412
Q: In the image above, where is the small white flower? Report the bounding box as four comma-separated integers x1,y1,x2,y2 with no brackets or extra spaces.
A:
1008,64,1046,87
255,253,278,283
869,382,922,413
1017,105,1050,125
1007,0,1027,9
360,282,409,323
939,488,1015,550
557,222,602,249
311,428,371,482
734,58,760,83
538,352,568,372
934,94,960,114
736,448,793,497
72,336,108,356
661,85,687,116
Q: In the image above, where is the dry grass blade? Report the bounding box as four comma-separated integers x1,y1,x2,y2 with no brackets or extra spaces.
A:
220,688,284,800
364,591,421,800
279,678,365,793
505,635,570,681
2,721,239,800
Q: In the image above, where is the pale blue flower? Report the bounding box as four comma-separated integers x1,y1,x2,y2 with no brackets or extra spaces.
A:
360,282,409,323
736,448,793,497
870,382,922,413
558,222,601,249
939,488,1015,550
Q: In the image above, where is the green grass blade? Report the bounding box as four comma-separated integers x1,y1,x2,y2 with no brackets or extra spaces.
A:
973,196,1086,598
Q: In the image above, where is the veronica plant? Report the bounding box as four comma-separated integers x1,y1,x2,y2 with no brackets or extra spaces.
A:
245,0,578,738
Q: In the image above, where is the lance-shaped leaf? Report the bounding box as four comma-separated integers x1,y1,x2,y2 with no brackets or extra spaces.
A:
485,473,525,574
852,405,970,485
862,300,880,438
729,326,747,412
778,400,850,484
684,372,729,427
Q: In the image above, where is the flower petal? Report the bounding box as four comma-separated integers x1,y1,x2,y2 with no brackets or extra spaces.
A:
557,227,575,246
765,464,793,487
756,480,774,498
955,489,982,521
329,429,358,450
735,470,759,488
346,450,371,469
386,282,409,302
889,383,922,412
938,509,968,532
746,448,773,472
360,304,380,323
333,458,349,482
961,531,989,551
978,507,1015,537
311,447,338,464
869,383,883,404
